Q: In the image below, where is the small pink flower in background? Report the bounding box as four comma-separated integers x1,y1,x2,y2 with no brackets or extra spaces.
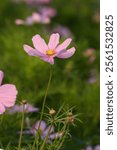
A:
32,7,57,24
53,25,73,38
92,12,100,23
26,13,40,25
87,70,97,84
35,12,50,24
32,12,41,23
24,12,42,25
86,145,100,150
0,70,18,115
15,12,51,26
86,145,92,150
83,48,96,63
15,19,25,25
15,13,40,26
23,33,76,64
8,103,39,114
83,48,95,57
40,7,57,18
94,145,100,150
21,120,63,141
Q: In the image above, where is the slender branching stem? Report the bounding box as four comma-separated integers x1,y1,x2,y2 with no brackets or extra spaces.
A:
18,104,25,150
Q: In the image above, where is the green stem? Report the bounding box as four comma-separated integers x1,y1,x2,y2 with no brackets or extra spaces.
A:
32,65,53,150
39,65,53,123
18,104,25,150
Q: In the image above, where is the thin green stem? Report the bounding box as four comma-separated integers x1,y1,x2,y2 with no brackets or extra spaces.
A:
18,104,25,150
39,65,53,123
32,65,53,150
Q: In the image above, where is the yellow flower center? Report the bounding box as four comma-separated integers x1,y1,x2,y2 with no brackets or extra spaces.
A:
46,49,55,56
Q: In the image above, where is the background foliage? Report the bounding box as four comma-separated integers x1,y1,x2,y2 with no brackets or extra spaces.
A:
0,0,100,149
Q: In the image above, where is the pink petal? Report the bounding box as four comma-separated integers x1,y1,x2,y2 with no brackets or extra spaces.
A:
0,84,17,107
0,103,5,115
0,70,4,86
31,120,47,135
32,12,41,22
15,19,24,25
48,57,54,64
40,56,54,65
48,33,60,49
25,16,33,25
25,104,39,112
23,44,45,57
8,103,39,114
55,38,72,52
56,47,76,59
43,126,54,135
40,15,50,24
32,34,48,52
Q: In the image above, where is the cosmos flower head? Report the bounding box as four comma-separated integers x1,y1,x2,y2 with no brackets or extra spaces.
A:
53,25,73,38
15,6,56,25
23,33,76,64
0,70,18,115
21,120,63,142
39,7,57,18
15,12,50,26
83,48,96,63
8,103,39,114
87,70,97,84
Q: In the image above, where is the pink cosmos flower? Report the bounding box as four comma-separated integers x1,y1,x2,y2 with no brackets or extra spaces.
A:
8,103,39,114
0,70,18,115
15,19,25,25
15,12,50,26
33,12,50,24
87,70,97,84
83,48,95,57
23,33,76,64
83,48,96,63
39,7,57,18
21,120,63,142
53,25,73,38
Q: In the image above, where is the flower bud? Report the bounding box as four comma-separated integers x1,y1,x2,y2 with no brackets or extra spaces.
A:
22,99,27,105
49,108,56,115
66,112,74,123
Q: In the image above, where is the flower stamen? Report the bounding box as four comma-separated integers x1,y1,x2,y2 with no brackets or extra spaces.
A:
46,49,55,56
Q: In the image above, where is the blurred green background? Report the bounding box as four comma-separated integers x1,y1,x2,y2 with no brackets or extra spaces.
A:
0,0,100,149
